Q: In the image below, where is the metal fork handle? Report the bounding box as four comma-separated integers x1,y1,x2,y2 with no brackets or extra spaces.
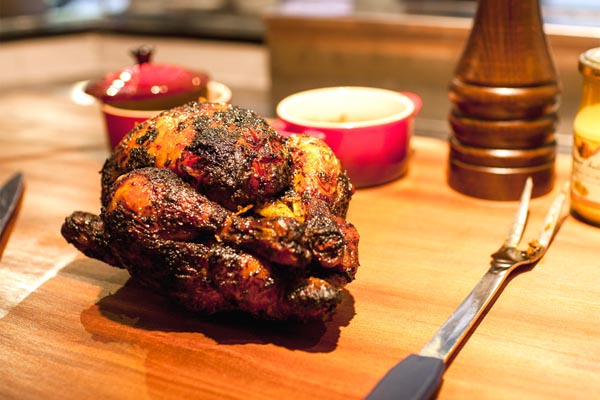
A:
419,267,511,362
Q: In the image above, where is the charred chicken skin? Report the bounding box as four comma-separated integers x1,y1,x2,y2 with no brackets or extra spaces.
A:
62,102,359,321
101,101,291,211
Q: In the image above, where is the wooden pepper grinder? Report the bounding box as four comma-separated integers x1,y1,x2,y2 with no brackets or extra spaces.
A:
447,0,560,200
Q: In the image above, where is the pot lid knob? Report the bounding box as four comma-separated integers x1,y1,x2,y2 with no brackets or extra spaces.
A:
132,45,153,65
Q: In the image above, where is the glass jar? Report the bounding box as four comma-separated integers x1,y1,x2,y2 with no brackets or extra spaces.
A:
571,47,600,226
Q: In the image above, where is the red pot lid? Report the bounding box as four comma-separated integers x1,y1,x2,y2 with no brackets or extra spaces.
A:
85,46,210,103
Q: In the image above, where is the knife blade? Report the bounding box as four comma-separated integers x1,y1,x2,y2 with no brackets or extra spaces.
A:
0,172,24,258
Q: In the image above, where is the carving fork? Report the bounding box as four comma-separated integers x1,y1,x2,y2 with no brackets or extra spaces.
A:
367,178,569,400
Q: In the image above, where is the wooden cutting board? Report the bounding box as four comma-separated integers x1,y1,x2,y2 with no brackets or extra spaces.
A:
1,88,599,399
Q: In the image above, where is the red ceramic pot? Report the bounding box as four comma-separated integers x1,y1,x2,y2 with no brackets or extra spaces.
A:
276,87,422,188
85,46,231,148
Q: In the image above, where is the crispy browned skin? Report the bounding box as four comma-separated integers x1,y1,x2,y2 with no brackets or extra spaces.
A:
62,102,359,321
103,167,311,268
257,135,358,277
101,102,291,210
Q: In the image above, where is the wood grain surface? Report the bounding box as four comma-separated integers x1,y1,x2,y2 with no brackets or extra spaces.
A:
0,85,599,400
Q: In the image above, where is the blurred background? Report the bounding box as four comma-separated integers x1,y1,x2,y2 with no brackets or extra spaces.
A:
1,0,599,150
1,1,599,41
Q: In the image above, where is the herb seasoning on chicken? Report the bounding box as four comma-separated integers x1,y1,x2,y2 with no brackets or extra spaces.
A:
62,102,360,321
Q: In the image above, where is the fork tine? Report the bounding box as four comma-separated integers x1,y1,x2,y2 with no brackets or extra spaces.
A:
505,177,533,248
536,182,570,249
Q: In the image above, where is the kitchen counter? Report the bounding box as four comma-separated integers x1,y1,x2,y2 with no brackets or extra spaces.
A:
0,83,599,399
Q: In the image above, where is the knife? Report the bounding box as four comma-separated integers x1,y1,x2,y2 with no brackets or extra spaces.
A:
0,172,25,258
366,178,569,400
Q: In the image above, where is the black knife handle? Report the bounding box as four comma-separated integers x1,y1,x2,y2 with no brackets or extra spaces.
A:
365,354,445,400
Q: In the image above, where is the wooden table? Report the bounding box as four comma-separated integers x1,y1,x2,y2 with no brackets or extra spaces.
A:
1,85,599,400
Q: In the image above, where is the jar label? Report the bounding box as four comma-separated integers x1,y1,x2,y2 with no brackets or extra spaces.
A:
572,135,600,205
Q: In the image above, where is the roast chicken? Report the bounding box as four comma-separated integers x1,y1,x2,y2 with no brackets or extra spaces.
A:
62,102,359,321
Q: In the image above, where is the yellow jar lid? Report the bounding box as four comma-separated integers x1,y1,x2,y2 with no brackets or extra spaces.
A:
580,47,600,78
